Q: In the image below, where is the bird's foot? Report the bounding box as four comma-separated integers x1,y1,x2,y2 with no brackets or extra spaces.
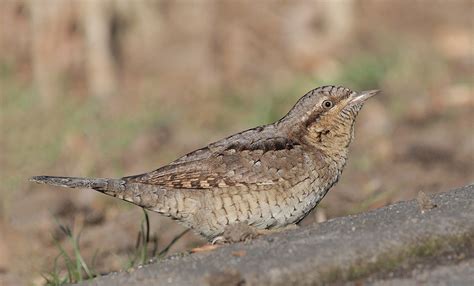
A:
221,223,260,243
190,224,299,253
222,223,300,243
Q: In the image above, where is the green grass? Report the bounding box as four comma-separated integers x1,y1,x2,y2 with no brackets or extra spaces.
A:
126,209,156,268
42,222,96,285
126,209,190,268
42,209,190,285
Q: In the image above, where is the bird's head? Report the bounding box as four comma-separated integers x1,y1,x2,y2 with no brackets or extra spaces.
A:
281,85,379,156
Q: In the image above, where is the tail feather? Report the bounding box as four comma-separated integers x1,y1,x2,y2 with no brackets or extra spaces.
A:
30,176,112,191
30,175,161,210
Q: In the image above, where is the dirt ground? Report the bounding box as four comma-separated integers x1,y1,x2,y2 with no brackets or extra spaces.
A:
0,1,473,285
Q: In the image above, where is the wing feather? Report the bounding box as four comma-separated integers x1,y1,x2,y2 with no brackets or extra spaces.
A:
123,135,308,189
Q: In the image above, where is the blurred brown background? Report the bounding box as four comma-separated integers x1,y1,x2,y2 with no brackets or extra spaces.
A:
0,0,473,285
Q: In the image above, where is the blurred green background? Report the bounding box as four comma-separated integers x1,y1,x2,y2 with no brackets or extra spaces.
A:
0,0,472,285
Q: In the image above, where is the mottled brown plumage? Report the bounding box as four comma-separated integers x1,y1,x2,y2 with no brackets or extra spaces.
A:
31,85,378,241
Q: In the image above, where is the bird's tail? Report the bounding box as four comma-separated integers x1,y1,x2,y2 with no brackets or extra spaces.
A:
30,175,168,211
30,176,123,193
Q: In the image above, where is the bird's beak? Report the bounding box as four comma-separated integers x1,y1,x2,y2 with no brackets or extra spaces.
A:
349,89,380,105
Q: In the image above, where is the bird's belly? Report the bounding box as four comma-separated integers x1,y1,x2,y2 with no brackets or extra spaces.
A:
264,177,329,228
192,176,331,239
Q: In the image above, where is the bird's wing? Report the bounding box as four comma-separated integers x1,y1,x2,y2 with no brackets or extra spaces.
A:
123,135,311,189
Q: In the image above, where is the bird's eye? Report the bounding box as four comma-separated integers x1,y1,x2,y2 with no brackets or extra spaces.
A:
322,100,333,109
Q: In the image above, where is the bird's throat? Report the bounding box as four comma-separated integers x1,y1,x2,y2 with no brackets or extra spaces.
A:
304,119,355,159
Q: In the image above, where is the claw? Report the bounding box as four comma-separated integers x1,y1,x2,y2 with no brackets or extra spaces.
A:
211,236,226,245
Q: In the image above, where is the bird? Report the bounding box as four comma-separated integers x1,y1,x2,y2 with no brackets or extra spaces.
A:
31,85,379,242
